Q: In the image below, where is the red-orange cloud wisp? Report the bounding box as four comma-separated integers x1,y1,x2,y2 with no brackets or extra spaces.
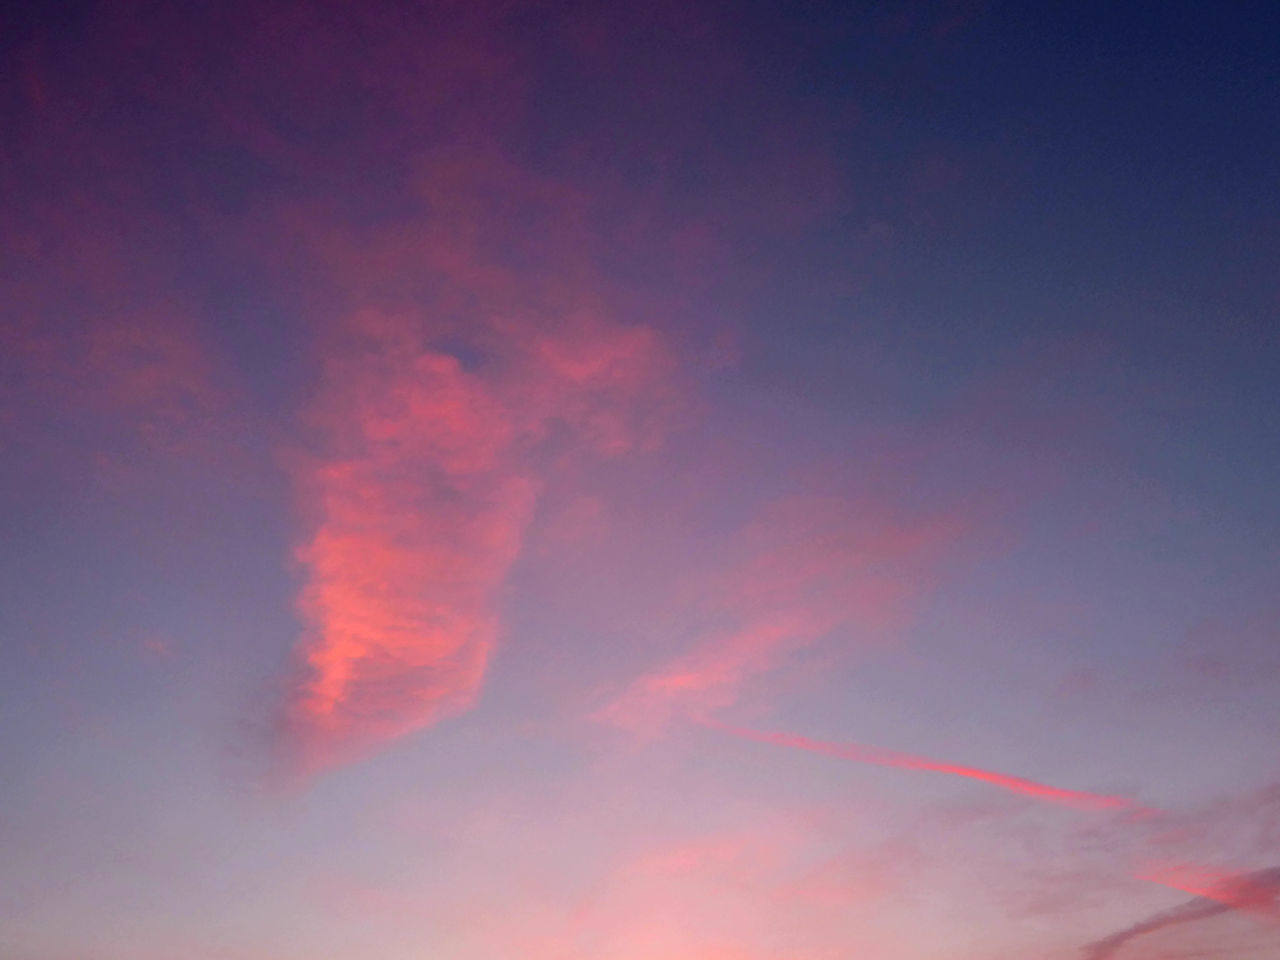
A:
702,718,1147,813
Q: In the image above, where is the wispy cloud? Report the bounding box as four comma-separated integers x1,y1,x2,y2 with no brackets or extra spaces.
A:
1083,866,1280,959
1137,862,1280,919
702,718,1150,813
597,494,966,733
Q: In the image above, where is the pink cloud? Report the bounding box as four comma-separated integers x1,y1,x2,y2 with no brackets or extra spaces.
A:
1084,865,1280,960
703,718,1153,814
598,494,968,734
1136,862,1280,921
280,306,672,775
282,314,536,774
273,147,677,775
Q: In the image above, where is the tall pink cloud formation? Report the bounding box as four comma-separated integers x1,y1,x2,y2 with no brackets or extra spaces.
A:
285,313,537,773
278,151,675,776
4,0,688,779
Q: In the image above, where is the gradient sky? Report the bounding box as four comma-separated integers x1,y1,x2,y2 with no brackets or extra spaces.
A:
3,2,1279,958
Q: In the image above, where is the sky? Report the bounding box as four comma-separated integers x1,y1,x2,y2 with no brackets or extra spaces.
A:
2,1,1279,958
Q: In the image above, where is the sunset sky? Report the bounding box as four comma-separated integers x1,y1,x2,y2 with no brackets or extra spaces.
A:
3,1,1279,958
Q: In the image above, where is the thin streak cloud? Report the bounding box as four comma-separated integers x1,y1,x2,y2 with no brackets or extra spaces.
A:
703,718,1149,813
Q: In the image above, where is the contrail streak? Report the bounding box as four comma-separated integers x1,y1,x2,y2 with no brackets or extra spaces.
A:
699,717,1152,814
